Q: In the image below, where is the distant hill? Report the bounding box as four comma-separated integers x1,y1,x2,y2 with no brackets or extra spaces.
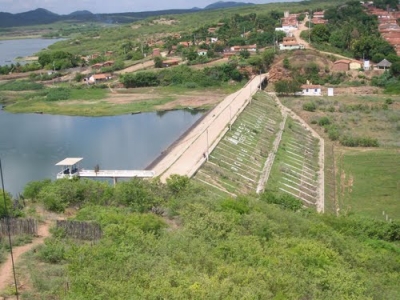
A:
204,1,255,10
0,2,256,28
0,8,59,27
68,10,93,17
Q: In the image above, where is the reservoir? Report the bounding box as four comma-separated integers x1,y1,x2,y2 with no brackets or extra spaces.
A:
0,110,203,196
0,38,64,65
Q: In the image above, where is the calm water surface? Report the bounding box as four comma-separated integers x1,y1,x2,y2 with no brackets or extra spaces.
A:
0,110,203,196
0,38,63,65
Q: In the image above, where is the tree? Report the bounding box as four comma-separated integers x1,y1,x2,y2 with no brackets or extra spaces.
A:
274,80,301,95
311,24,330,43
154,56,163,68
0,190,12,217
239,49,250,59
390,61,400,77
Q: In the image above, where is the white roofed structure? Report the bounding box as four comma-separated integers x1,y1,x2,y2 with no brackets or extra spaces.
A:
56,158,83,166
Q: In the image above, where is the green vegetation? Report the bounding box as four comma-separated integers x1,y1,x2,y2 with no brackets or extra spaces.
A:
312,1,396,61
7,176,400,299
282,95,400,148
336,149,400,220
120,63,246,88
0,80,44,91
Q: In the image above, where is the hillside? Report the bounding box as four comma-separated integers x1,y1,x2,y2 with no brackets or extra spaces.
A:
0,1,253,28
204,1,255,10
1,178,400,299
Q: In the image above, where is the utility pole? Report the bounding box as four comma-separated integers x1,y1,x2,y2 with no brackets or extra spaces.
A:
309,10,311,44
206,129,209,161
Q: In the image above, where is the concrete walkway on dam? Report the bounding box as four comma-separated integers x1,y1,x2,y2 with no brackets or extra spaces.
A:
152,74,267,182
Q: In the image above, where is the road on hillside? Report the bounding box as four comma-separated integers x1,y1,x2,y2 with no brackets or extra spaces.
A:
152,74,266,182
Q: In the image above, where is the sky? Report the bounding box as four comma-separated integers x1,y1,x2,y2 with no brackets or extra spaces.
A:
0,0,285,15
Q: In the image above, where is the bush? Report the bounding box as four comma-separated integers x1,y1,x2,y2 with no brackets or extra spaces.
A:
318,116,331,126
0,80,44,91
23,179,52,200
38,238,66,264
385,98,394,105
220,196,250,214
339,135,379,147
261,191,303,211
303,102,317,112
46,88,71,101
166,175,191,195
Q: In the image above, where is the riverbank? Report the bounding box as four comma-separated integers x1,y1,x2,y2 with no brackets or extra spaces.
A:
2,84,242,117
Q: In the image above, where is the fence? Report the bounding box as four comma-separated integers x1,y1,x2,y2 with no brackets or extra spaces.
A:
0,218,38,237
56,220,102,240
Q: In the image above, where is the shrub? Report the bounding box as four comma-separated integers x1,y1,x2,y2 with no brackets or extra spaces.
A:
220,196,250,214
325,124,340,141
339,135,379,147
0,80,44,91
38,238,66,264
303,102,317,112
46,88,71,101
261,191,303,211
166,175,191,195
318,116,331,126
385,98,394,105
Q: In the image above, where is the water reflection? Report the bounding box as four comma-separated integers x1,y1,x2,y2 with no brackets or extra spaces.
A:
0,110,203,195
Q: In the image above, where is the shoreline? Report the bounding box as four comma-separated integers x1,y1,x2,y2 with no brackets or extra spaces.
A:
146,109,211,170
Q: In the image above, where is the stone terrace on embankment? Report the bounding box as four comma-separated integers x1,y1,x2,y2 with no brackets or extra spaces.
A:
267,116,321,208
194,92,283,196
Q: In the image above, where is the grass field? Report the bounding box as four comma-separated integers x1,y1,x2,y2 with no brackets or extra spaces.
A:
3,84,241,116
336,148,400,220
279,94,400,215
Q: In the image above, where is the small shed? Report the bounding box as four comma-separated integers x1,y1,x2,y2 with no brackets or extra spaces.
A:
332,60,350,72
375,59,392,70
349,60,362,70
301,84,322,96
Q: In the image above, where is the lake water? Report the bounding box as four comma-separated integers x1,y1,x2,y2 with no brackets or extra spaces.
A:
0,38,63,66
0,110,203,196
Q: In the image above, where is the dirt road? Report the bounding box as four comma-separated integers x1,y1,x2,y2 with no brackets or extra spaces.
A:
0,222,51,292
292,15,312,49
115,60,155,74
152,75,266,182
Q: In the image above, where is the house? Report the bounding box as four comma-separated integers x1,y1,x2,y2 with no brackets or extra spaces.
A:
162,59,180,67
279,41,305,50
210,37,218,43
313,11,325,18
230,44,257,52
179,41,190,47
105,51,114,56
208,27,217,34
153,48,161,57
349,60,362,70
332,59,350,72
301,84,322,96
375,59,392,70
102,61,115,67
197,50,208,56
86,73,112,84
91,63,103,70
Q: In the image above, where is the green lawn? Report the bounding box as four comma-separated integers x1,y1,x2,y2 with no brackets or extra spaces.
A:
337,149,400,220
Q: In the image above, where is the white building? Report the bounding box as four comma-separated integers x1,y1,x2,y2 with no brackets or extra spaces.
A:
279,41,305,51
301,84,322,96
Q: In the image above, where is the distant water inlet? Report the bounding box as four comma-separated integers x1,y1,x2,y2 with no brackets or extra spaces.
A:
0,38,64,65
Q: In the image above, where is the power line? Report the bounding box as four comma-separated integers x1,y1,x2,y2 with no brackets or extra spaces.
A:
0,159,19,299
